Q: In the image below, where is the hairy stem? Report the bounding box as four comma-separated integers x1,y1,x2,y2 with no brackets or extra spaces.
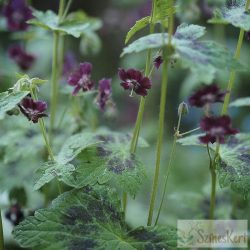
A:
0,209,4,250
155,108,183,225
221,0,250,115
147,0,174,226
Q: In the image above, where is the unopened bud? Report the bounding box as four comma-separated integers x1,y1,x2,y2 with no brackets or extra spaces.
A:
178,102,189,117
6,107,20,116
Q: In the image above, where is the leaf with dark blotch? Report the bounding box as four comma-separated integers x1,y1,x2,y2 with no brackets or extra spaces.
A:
33,162,75,190
28,10,102,38
62,132,147,195
122,23,241,72
13,187,177,250
209,0,250,31
217,133,250,197
0,91,29,117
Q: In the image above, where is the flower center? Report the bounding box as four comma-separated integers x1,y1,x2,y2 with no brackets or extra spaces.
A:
210,126,225,136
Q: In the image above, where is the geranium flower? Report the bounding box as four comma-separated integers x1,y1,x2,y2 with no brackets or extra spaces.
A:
3,0,33,31
8,44,35,71
18,97,48,123
118,68,152,97
189,84,227,108
68,62,94,96
153,56,163,69
96,78,112,111
199,115,238,144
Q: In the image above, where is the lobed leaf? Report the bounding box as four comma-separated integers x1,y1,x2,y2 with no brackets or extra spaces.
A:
209,0,250,31
217,134,250,197
28,10,102,38
34,132,147,195
14,187,177,250
122,24,241,72
0,91,28,117
229,97,250,107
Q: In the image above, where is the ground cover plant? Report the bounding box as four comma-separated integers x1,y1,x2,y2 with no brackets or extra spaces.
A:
0,0,250,249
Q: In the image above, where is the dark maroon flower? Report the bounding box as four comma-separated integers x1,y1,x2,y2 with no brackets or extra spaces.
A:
18,97,48,123
118,68,152,97
153,56,163,69
2,0,33,31
8,44,35,71
68,62,94,96
199,115,238,144
63,52,77,78
5,204,24,226
188,84,227,108
96,78,112,111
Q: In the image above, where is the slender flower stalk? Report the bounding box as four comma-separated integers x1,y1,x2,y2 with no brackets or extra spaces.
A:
147,0,175,226
0,209,4,250
221,0,250,115
154,102,184,225
122,0,156,213
49,0,66,143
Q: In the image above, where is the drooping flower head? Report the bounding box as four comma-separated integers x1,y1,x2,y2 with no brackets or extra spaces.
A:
63,52,77,78
18,97,48,123
188,84,227,108
68,62,94,96
8,44,35,71
96,78,112,111
199,115,238,144
3,0,33,31
153,56,163,69
118,68,152,97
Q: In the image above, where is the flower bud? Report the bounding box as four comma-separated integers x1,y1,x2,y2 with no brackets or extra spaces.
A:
178,102,189,117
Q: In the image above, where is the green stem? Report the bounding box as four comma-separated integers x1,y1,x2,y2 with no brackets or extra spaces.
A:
58,0,65,22
147,0,174,226
30,90,54,161
49,31,60,143
122,0,156,214
221,0,250,115
154,109,182,225
0,209,4,250
209,168,216,219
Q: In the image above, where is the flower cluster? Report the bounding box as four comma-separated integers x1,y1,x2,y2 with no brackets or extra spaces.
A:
188,84,238,144
8,44,35,71
67,62,113,111
3,0,33,31
118,68,152,97
18,96,48,123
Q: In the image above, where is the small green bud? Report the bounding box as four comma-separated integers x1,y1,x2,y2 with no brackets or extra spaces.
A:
178,102,189,117
6,107,20,116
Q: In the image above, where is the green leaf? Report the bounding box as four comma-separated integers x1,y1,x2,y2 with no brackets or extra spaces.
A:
209,0,250,31
61,132,146,195
29,10,102,38
122,24,241,72
56,132,102,164
217,134,250,197
229,97,250,107
125,16,150,44
0,91,28,117
33,162,75,190
177,134,204,147
14,187,177,250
